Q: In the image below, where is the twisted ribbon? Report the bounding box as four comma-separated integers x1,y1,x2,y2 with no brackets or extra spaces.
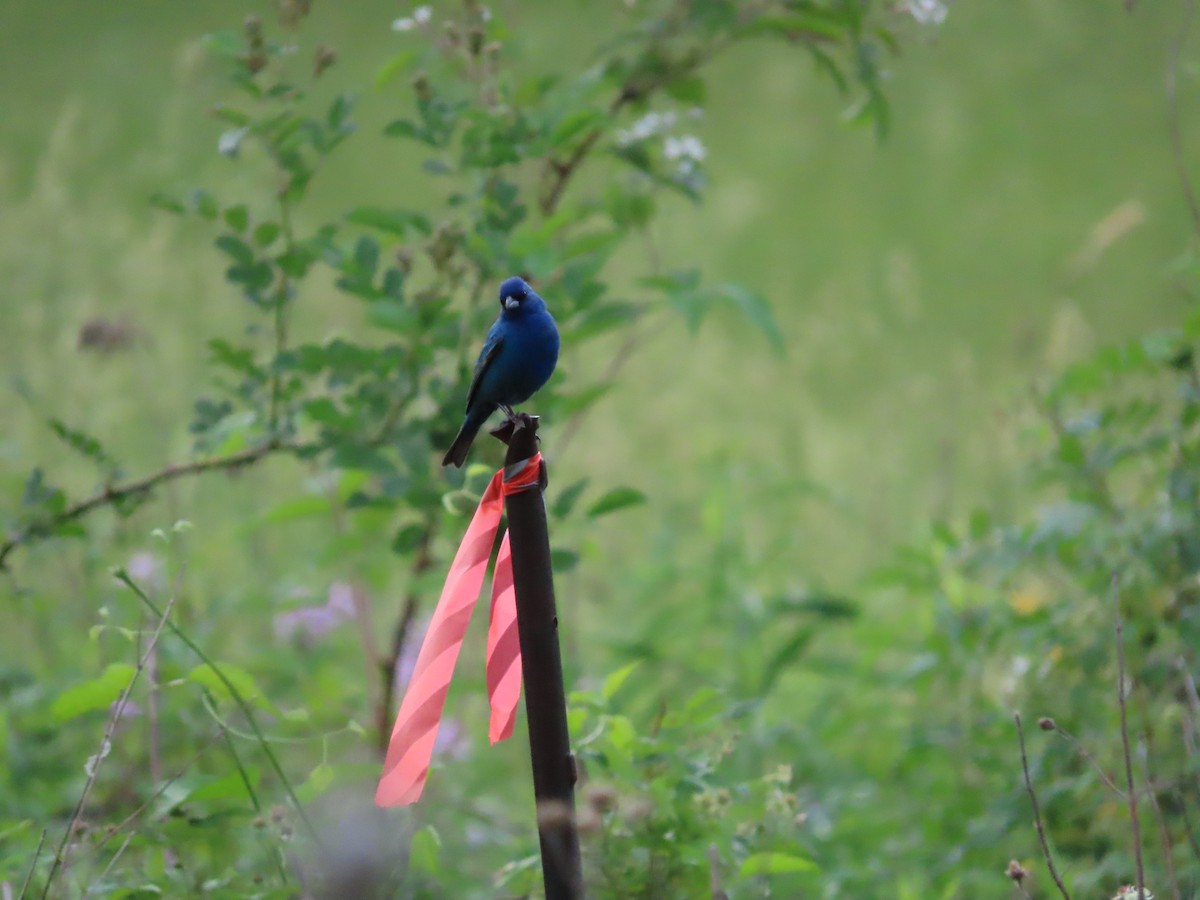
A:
375,453,543,807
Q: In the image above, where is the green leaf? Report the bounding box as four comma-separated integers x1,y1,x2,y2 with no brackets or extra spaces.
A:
550,548,580,573
746,12,846,41
345,206,431,237
392,522,429,554
296,762,335,804
148,191,185,214
409,825,441,876
187,663,275,712
185,767,261,805
587,487,646,518
551,478,589,518
48,419,115,470
366,300,418,333
602,661,640,701
253,222,281,247
549,108,606,149
375,50,417,89
191,189,219,220
51,663,135,722
713,283,786,355
665,76,706,105
212,105,251,126
739,852,818,877
223,204,248,233
214,234,255,267
443,490,479,517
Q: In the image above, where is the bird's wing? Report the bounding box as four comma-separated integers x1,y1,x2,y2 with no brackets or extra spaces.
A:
465,328,504,412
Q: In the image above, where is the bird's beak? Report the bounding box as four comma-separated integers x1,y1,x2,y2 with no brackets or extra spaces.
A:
504,297,520,310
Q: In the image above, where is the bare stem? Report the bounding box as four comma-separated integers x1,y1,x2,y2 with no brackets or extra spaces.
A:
16,829,46,900
376,521,436,756
1014,712,1072,900
1144,731,1181,900
1114,575,1147,900
268,192,298,432
41,570,182,899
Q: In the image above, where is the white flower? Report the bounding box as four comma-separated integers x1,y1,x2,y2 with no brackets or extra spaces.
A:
393,6,431,31
904,0,948,25
663,134,706,162
616,110,680,146
217,127,248,158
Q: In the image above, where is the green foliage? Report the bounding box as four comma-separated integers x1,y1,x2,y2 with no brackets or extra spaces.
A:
0,0,895,896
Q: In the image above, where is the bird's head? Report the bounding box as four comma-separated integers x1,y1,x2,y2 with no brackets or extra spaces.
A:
498,276,543,315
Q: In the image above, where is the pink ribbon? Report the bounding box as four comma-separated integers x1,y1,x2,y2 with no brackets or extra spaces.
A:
375,454,541,807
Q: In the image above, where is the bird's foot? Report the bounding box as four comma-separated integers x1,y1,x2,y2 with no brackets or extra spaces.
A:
499,404,517,421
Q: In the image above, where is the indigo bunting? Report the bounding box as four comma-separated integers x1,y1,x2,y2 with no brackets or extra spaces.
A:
442,276,560,467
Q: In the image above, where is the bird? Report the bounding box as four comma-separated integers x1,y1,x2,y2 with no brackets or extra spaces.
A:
442,276,560,467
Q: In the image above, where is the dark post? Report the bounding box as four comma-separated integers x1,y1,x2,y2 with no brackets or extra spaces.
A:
497,415,583,899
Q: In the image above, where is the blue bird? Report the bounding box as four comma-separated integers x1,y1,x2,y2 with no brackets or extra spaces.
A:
442,276,560,467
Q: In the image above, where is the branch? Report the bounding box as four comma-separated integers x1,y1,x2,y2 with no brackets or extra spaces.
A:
376,521,436,756
538,37,730,217
0,439,303,571
1014,712,1072,900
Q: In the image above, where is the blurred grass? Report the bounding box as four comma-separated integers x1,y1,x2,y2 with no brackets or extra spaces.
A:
0,0,1197,889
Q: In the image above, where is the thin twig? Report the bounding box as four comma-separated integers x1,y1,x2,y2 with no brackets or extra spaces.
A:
41,571,181,899
377,522,435,756
1144,731,1181,900
1014,712,1072,900
0,439,303,570
146,638,161,785
1049,722,1125,798
1167,0,1200,238
1180,794,1200,861
114,570,326,855
1176,656,1199,759
707,845,729,900
16,829,46,900
1114,574,1147,900
93,834,134,890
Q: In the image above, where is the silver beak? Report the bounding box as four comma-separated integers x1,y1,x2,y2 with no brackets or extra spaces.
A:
504,297,520,310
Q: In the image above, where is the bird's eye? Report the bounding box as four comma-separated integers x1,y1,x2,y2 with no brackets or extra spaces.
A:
518,290,528,300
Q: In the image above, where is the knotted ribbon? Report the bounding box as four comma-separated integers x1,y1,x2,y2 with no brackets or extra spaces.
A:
375,453,543,807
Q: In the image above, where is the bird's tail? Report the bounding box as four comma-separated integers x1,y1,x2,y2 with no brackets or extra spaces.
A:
442,410,487,467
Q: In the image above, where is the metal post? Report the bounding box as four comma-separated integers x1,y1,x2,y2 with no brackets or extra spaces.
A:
498,415,583,899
